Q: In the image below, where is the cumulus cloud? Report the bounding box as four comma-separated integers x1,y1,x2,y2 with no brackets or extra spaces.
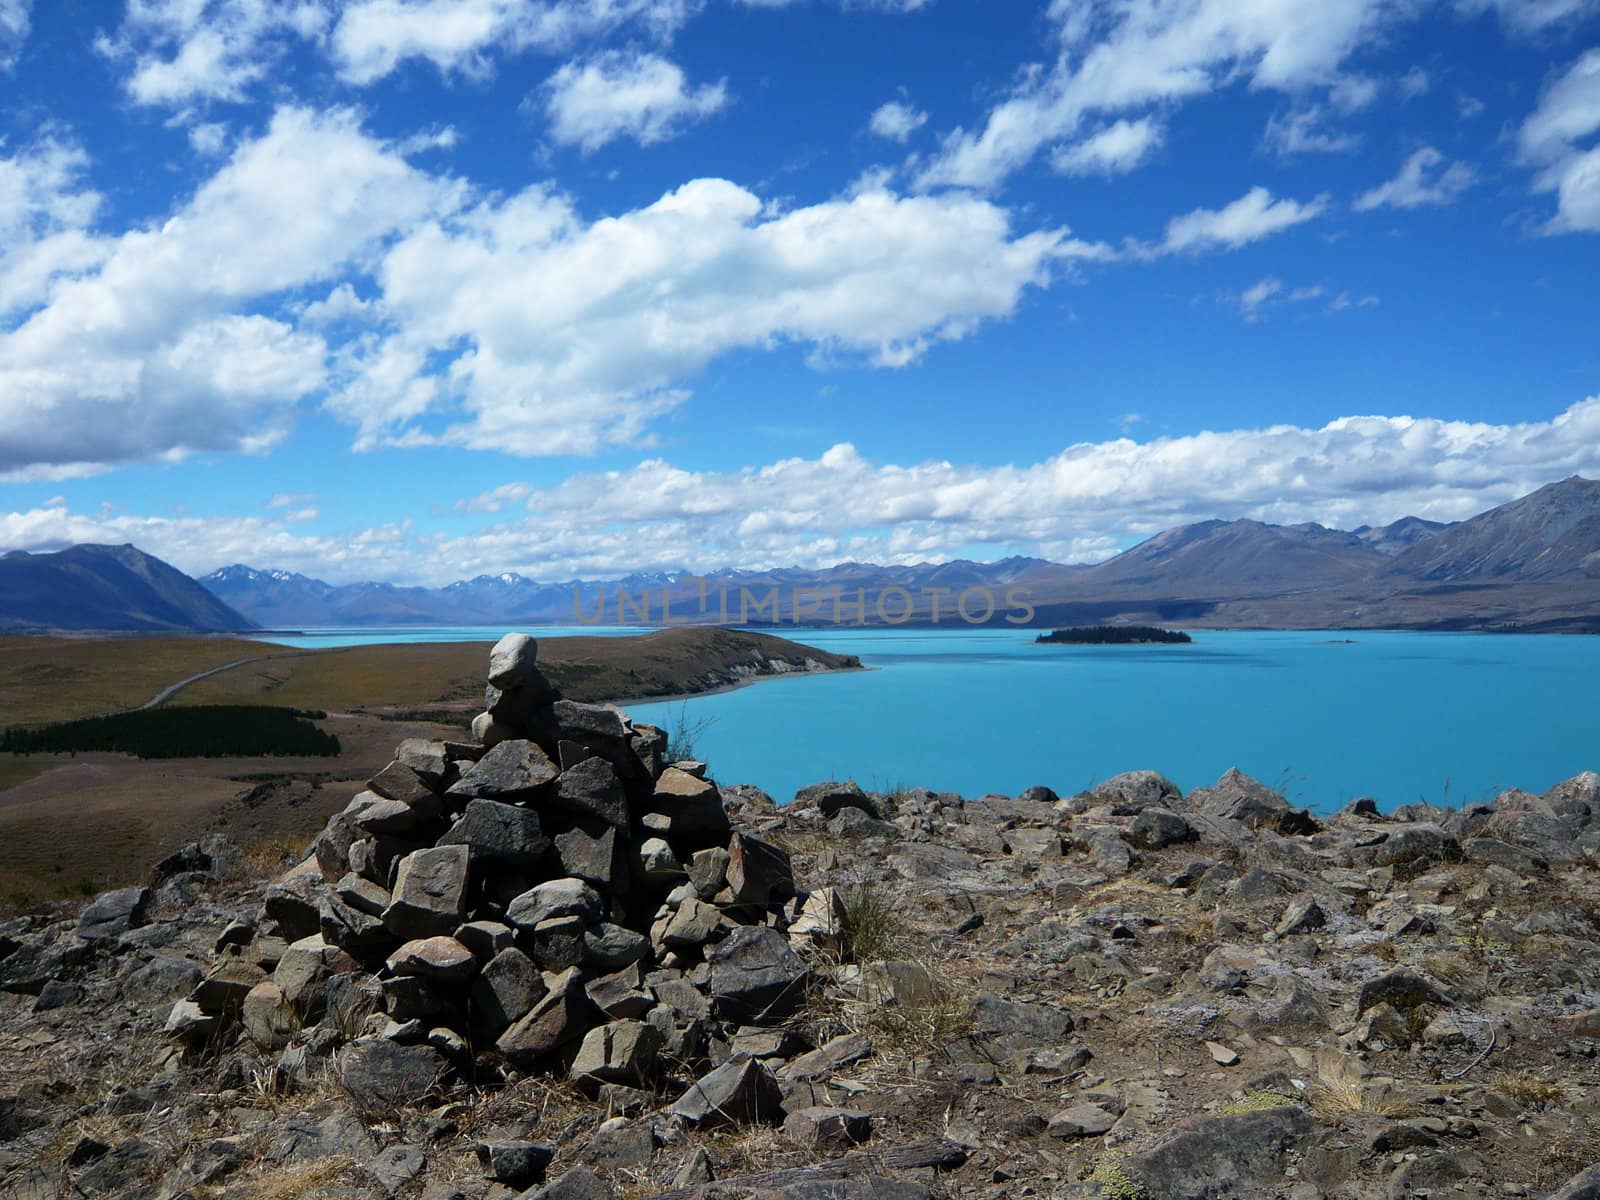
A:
349,175,1105,455
868,98,928,142
0,103,1103,474
917,0,1404,190
0,106,459,477
1518,49,1600,232
329,0,695,83
12,397,1600,584
1050,117,1163,176
1354,147,1475,211
541,50,726,151
0,0,29,68
0,137,107,320
97,0,329,107
93,0,703,102
1145,186,1328,256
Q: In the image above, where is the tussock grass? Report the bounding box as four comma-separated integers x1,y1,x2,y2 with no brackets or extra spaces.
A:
1307,1077,1418,1121
229,834,307,885
1494,1071,1567,1107
239,1157,361,1200
840,883,907,964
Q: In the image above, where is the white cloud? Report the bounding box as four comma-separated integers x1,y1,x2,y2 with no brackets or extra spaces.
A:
1398,66,1431,99
1050,116,1163,176
541,50,726,151
0,137,107,320
1354,147,1476,211
1457,0,1599,34
1234,277,1326,322
1148,186,1328,256
868,99,928,143
187,121,230,156
0,0,29,69
1517,50,1600,233
329,0,694,84
348,175,1106,455
421,396,1600,581
98,0,330,108
0,102,1105,475
0,107,460,477
1262,106,1360,156
20,395,1597,584
917,0,1403,190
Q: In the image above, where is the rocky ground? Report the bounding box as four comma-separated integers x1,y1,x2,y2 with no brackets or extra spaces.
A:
4,636,1600,1199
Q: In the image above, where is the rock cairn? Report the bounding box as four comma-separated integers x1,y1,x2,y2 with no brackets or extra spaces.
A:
166,633,847,1133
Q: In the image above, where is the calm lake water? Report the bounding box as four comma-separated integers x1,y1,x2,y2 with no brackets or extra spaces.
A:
259,625,1598,814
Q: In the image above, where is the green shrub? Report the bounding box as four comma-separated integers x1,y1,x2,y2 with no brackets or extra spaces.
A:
0,706,340,759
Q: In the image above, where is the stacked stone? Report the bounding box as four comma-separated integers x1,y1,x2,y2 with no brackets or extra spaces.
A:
171,633,820,1127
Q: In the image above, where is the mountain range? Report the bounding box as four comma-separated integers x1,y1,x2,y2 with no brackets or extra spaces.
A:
0,544,255,633
3,477,1597,634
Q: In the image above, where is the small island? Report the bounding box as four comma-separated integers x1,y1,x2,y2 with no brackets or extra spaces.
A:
1036,624,1193,645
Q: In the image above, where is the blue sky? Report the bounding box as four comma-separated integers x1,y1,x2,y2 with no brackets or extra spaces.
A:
1,0,1598,583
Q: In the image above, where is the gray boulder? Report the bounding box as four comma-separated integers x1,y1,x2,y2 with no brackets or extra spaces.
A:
470,947,545,1036
1128,807,1196,849
671,1057,783,1127
437,799,550,866
727,832,794,907
76,887,151,942
1189,769,1318,835
570,1019,662,1089
1091,770,1183,813
338,1040,449,1106
488,632,540,688
974,994,1074,1041
554,756,630,831
554,700,630,742
383,846,470,939
651,768,731,839
497,967,596,1061
507,878,604,931
1548,1164,1600,1200
1126,1104,1313,1199
708,926,812,1023
447,739,559,804
1374,824,1462,868
554,822,626,891
1358,967,1453,1015
795,780,887,820
475,1139,553,1188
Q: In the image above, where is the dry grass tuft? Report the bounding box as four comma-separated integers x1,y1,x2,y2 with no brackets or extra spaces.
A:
1307,1078,1418,1121
226,835,307,886
239,1157,362,1200
840,883,907,963
1494,1071,1567,1108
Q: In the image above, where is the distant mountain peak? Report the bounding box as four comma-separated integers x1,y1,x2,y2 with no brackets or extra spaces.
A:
1385,474,1600,583
0,544,256,633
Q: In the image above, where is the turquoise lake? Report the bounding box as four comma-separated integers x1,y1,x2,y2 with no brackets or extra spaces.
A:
261,626,1598,814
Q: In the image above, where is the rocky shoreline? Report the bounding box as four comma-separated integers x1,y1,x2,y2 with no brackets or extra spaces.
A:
3,635,1600,1199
